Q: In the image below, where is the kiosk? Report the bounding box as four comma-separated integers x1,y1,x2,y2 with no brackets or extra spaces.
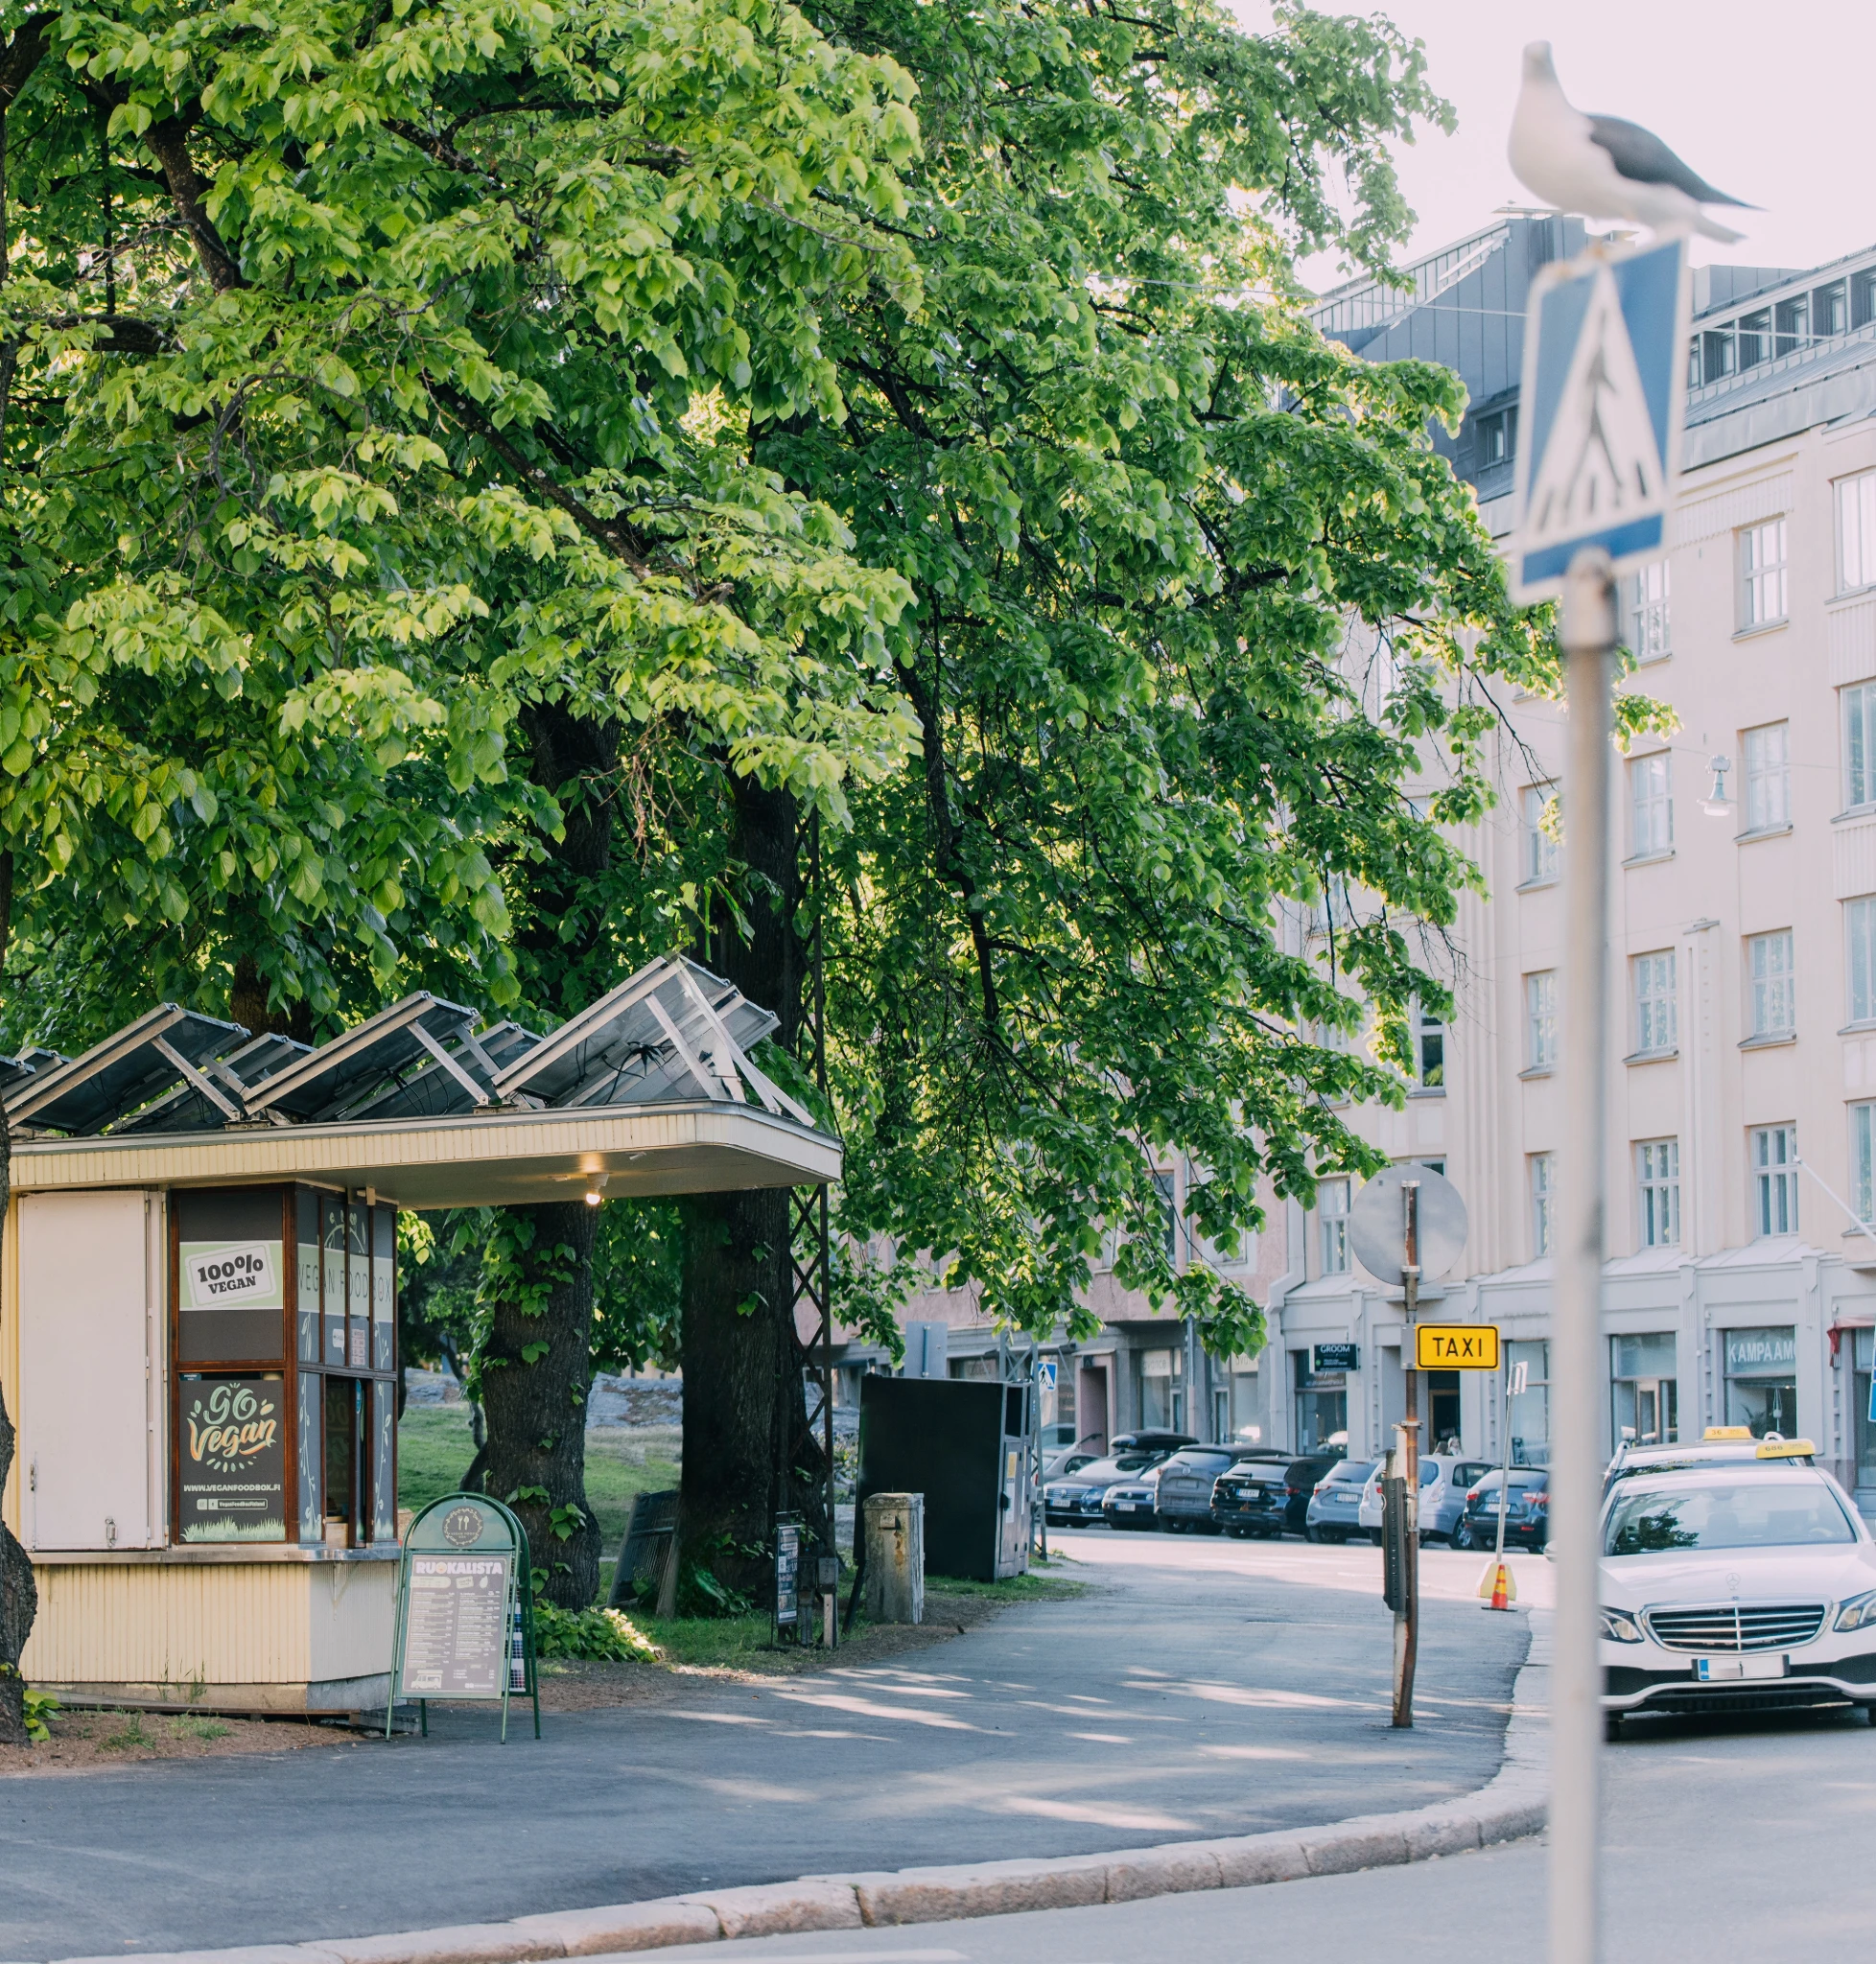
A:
0,957,836,1715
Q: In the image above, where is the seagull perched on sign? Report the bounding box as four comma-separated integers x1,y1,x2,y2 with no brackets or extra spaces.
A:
1509,42,1752,243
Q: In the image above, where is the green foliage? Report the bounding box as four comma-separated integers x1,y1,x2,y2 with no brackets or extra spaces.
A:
21,1683,58,1743
0,0,932,1049
531,1601,661,1663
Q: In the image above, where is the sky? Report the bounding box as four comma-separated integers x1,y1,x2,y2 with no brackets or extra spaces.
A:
1226,1,1869,294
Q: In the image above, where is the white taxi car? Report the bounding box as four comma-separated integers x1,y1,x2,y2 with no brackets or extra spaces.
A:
1600,1462,1876,1736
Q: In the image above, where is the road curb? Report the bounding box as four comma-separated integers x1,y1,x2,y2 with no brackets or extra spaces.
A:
56,1612,1550,1964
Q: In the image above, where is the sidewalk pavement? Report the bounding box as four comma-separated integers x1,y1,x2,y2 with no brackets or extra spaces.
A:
45,1602,1550,1964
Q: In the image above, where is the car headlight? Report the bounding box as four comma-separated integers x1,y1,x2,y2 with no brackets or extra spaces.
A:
1836,1588,1876,1633
1598,1607,1644,1644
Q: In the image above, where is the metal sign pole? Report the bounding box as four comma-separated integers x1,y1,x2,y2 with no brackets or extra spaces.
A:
1553,548,1617,1964
1393,1180,1420,1729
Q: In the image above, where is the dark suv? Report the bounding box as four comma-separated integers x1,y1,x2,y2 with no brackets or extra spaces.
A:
1453,1467,1550,1550
1152,1445,1277,1531
1211,1451,1343,1537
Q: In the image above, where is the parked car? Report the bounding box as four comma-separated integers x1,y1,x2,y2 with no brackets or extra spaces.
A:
1044,1450,1166,1527
1453,1467,1551,1550
1150,1446,1279,1532
1043,1440,1104,1484
1100,1466,1165,1529
1599,1462,1876,1735
1603,1431,1817,1496
1304,1459,1377,1543
1211,1450,1343,1537
1357,1454,1496,1545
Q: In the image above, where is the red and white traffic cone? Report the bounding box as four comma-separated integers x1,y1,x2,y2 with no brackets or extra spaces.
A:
1477,1559,1515,1611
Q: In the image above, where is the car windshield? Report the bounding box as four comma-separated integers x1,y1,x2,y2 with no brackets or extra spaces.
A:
1605,1479,1856,1555
1327,1461,1375,1484
1453,1462,1494,1487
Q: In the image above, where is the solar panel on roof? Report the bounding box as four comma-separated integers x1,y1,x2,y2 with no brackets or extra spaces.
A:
341,1020,543,1124
0,1048,54,1098
5,1005,247,1134
492,955,809,1124
240,992,485,1123
112,1031,311,1134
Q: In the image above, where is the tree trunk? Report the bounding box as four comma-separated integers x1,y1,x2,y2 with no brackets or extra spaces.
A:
679,775,819,1601
230,951,313,1042
0,847,34,1743
475,1201,603,1607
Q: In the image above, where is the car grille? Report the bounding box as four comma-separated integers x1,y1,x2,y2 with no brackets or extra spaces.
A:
1644,1602,1827,1653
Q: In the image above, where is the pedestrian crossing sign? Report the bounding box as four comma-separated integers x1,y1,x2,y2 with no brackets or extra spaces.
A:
1509,233,1689,603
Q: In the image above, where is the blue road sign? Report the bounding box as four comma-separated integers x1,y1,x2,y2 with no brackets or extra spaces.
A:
1510,233,1689,603
1037,1358,1058,1391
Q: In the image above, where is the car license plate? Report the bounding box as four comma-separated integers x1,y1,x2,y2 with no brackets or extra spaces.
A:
1696,1654,1785,1682
1115,1502,1137,1511
1240,1485,1263,1500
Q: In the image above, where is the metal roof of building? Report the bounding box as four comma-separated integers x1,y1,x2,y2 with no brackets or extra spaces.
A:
1,957,835,1206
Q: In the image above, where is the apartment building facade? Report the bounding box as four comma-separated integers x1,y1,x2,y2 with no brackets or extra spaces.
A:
1281,220,1876,1508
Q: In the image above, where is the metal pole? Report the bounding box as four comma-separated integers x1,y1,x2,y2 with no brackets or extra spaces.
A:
1393,1181,1420,1729
1552,547,1617,1964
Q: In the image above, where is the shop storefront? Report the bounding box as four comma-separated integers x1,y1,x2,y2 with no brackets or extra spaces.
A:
1291,1349,1348,1452
1611,1331,1678,1448
1723,1325,1799,1438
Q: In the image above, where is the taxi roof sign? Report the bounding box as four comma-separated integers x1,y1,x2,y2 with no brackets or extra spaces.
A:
1703,1425,1753,1441
1414,1323,1500,1371
1755,1438,1817,1460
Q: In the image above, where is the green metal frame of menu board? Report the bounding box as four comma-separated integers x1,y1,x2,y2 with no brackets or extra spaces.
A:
387,1491,540,1742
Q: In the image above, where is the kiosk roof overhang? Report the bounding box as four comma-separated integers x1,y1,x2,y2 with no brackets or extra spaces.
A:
9,1097,840,1208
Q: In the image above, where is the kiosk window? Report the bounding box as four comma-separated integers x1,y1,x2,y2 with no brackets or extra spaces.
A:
297,1372,322,1543
295,1188,320,1365
176,1188,286,1365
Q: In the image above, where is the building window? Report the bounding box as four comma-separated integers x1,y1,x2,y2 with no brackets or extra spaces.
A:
1742,721,1791,831
1723,1324,1798,1437
1520,783,1559,884
1853,1102,1876,1226
1750,1125,1798,1235
1138,1345,1182,1430
1747,929,1794,1038
1736,309,1771,370
1856,1329,1876,1494
1774,293,1808,357
1530,1153,1555,1258
1629,752,1673,858
1611,1332,1677,1446
1319,1177,1350,1275
1626,561,1671,663
1413,1003,1444,1089
1153,1169,1177,1264
1633,950,1677,1055
1816,280,1848,338
1635,1138,1680,1248
1476,405,1517,468
1845,685,1876,810
1701,328,1734,385
1507,1339,1549,1466
1847,897,1876,1023
1738,518,1788,629
1525,970,1559,1070
1292,1350,1347,1454
1841,471,1876,593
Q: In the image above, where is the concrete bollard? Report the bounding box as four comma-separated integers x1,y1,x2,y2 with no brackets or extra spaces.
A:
861,1492,925,1625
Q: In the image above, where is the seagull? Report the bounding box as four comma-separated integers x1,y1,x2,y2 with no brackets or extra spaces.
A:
1508,42,1752,243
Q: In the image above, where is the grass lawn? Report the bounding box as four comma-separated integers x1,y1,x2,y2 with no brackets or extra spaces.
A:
397,1407,682,1568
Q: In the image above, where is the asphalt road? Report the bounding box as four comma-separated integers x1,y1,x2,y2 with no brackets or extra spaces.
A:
0,1534,1528,1961
623,1692,1876,1963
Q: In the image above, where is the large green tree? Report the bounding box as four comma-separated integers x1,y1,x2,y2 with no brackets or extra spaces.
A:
0,0,930,1721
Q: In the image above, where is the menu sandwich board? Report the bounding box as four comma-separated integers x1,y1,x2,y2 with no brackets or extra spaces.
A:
388,1493,539,1741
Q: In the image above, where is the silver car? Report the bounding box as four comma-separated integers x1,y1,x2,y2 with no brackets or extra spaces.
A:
1358,1454,1497,1544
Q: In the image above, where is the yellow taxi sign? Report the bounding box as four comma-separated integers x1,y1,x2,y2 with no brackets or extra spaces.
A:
1703,1425,1753,1440
1414,1323,1500,1370
1755,1438,1817,1459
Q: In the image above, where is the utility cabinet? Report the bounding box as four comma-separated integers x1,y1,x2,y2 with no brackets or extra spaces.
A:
856,1374,1031,1583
